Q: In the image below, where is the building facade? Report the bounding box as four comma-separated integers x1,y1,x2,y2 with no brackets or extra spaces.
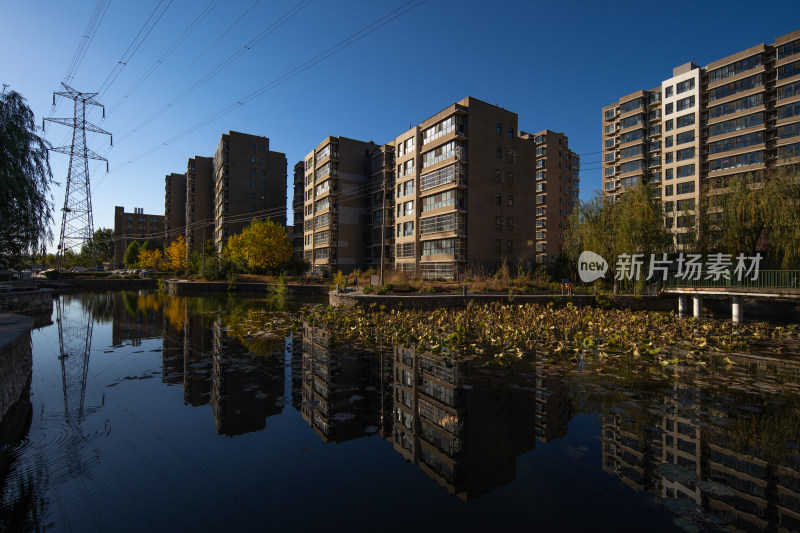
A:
602,29,800,246
112,206,164,268
301,137,378,276
296,98,579,279
212,132,287,253
391,97,578,277
164,172,186,247
185,156,213,255
292,161,304,259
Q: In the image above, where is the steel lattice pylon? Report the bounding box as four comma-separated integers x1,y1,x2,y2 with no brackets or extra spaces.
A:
44,83,111,269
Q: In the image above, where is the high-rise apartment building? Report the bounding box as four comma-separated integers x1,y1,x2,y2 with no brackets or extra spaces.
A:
521,130,581,262
292,161,304,259
602,29,800,246
212,132,287,253
185,156,213,254
296,97,579,279
164,172,186,246
112,206,164,267
391,97,578,277
302,137,377,276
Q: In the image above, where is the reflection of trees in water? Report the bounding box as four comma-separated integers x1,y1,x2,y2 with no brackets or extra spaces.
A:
79,292,114,323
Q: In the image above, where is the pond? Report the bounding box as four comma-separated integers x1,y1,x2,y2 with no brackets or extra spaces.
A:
1,291,799,532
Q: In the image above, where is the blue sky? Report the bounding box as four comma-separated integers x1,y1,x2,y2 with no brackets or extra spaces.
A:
2,0,798,251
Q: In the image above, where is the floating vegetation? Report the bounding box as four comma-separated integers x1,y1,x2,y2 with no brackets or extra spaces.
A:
296,301,800,364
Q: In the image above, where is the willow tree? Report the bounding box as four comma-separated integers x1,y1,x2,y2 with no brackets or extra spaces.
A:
718,173,767,259
762,167,800,269
0,89,54,267
564,184,671,292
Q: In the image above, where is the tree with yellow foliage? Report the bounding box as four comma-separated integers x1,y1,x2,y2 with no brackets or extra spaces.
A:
138,248,163,270
165,235,187,277
224,219,292,273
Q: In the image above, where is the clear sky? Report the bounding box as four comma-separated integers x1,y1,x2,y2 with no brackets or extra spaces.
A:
2,0,798,251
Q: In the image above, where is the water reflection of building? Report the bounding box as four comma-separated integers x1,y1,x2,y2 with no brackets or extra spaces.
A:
299,324,381,443
390,346,538,501
182,300,213,407
209,320,284,437
600,357,800,532
534,369,572,443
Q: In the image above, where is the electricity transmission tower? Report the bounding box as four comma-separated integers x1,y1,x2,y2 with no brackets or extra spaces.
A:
44,83,111,269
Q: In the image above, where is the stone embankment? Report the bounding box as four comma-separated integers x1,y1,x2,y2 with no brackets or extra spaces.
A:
0,287,53,314
0,314,34,423
163,280,328,296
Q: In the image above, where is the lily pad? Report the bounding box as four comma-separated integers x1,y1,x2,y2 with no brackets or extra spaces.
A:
657,463,699,485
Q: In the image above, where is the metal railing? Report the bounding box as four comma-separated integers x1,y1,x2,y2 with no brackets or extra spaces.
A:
664,270,800,289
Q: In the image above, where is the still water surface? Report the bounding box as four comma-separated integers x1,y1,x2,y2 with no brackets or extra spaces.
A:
1,291,800,532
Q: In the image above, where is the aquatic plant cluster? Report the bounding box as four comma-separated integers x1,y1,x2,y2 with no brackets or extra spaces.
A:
297,302,800,363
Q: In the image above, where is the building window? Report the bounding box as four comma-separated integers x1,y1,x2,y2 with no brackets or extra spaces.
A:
495,239,501,252
496,123,502,135
496,170,502,182
665,102,673,115
676,78,695,94
665,119,673,132
665,185,673,196
508,195,514,207
507,240,513,252
250,204,256,211
495,216,503,230
495,193,501,205
508,127,514,138
496,147,502,159
250,180,256,187
250,168,256,175
507,172,514,185
250,192,255,199
665,86,673,97
507,217,514,229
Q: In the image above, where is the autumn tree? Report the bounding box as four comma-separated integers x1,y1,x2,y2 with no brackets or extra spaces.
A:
224,219,292,273
165,235,187,276
138,248,163,270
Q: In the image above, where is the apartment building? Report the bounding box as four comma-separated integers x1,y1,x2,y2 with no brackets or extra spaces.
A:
365,144,395,272
297,98,579,279
522,130,580,263
392,97,578,277
112,206,164,267
291,161,304,259
602,28,800,246
302,137,378,276
185,156,213,254
164,172,186,246
212,132,287,253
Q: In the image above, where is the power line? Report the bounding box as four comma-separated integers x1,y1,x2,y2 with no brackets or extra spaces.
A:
110,0,263,138
105,0,222,116
119,0,426,168
97,0,174,98
117,0,312,144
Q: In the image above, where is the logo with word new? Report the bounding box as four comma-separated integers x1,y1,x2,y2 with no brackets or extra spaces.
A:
578,251,608,283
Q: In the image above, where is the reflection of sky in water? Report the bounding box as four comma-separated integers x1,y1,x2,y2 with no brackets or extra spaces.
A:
0,291,798,532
